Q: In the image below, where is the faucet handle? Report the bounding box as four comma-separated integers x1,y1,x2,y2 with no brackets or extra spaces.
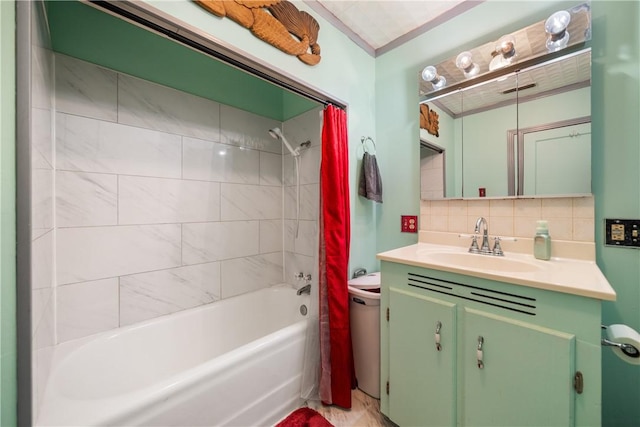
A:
492,237,504,256
468,234,480,253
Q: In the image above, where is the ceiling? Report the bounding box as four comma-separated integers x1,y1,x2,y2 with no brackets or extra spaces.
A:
308,0,479,56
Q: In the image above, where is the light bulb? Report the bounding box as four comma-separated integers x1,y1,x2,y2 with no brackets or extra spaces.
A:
496,35,516,59
545,10,571,52
455,51,480,78
421,66,447,90
421,66,437,82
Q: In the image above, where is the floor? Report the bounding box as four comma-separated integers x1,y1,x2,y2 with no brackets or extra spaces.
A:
307,389,397,427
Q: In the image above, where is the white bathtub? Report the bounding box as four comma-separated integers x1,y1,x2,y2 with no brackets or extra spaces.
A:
37,285,310,426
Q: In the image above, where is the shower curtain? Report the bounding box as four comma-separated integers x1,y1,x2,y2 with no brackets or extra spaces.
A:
318,105,354,408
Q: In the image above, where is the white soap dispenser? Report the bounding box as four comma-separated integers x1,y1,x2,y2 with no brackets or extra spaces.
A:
534,220,551,260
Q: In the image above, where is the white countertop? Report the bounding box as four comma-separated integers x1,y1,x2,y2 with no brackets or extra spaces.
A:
377,242,616,301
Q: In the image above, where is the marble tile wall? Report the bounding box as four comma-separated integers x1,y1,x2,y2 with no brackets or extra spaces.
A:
54,54,320,342
420,196,595,242
31,0,55,418
281,108,322,290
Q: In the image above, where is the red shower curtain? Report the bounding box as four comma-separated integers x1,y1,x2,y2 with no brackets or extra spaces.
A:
318,105,354,408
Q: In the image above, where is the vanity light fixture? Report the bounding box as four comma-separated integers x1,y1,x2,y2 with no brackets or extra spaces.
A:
421,65,447,90
489,35,517,71
455,51,480,78
545,10,571,52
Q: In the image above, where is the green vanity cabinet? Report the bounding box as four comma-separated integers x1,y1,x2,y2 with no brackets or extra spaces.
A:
460,308,575,426
389,288,456,426
380,260,603,427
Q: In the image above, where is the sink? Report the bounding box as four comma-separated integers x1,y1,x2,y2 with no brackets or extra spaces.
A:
420,251,541,273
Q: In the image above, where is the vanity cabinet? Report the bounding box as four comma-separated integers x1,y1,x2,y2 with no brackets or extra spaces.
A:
380,261,603,427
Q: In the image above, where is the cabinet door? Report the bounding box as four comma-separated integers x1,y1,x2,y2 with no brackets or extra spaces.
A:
460,307,576,427
389,288,457,427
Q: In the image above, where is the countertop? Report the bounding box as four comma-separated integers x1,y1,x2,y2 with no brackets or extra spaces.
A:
377,243,616,301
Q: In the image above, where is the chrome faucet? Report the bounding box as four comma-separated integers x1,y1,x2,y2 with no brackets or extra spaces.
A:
474,217,491,254
297,284,311,295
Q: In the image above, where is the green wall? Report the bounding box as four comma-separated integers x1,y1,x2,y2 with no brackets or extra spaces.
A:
0,0,17,425
592,1,640,424
377,1,640,424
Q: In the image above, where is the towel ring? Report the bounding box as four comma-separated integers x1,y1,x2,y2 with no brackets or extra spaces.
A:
361,136,376,154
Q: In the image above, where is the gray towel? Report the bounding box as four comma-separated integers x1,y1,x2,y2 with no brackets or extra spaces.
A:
358,152,383,203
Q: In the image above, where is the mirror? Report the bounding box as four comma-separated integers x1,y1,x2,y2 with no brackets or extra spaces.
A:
419,4,591,200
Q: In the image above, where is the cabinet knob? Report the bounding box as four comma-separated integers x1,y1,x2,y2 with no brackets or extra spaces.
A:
435,321,442,351
477,336,484,369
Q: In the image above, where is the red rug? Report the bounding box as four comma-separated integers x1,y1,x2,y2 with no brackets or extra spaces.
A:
275,407,334,427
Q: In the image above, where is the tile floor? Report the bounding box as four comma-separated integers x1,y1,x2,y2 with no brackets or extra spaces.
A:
307,389,397,427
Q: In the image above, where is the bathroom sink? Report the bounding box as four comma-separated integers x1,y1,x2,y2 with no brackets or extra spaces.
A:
420,251,542,273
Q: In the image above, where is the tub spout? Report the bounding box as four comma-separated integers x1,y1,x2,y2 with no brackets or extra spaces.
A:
297,284,311,295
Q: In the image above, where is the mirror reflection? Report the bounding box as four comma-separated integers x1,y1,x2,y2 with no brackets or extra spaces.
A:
420,48,591,199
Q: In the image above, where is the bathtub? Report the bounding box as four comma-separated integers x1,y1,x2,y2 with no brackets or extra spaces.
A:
37,285,310,426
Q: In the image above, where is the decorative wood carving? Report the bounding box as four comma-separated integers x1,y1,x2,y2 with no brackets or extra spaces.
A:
420,104,440,137
194,0,321,65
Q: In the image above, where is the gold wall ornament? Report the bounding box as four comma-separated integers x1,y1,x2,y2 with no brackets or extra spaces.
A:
420,104,440,137
194,0,321,65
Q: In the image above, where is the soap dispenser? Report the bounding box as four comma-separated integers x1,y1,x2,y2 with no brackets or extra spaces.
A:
534,220,551,260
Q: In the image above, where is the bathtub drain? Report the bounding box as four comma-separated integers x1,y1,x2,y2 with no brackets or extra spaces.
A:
300,305,308,316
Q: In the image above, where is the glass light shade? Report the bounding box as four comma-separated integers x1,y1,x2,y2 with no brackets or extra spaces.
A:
545,10,571,52
455,51,480,78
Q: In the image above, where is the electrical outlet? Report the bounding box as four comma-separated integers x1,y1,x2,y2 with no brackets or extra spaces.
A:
401,215,418,233
605,219,640,248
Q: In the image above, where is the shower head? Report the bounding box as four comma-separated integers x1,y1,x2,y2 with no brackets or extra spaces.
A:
268,127,282,140
268,127,300,157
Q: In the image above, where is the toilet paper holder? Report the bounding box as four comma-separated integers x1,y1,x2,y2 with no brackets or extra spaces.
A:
601,325,640,358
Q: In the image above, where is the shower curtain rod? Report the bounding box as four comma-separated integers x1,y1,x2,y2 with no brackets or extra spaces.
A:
87,0,347,110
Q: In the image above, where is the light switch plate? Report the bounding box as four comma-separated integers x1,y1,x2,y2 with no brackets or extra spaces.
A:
401,215,418,233
605,219,640,248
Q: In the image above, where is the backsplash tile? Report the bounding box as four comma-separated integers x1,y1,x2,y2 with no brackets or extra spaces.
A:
421,196,595,242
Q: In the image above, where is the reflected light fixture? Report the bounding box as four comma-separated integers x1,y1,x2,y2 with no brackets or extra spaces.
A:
455,51,480,78
489,35,517,71
545,10,571,52
421,65,447,90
